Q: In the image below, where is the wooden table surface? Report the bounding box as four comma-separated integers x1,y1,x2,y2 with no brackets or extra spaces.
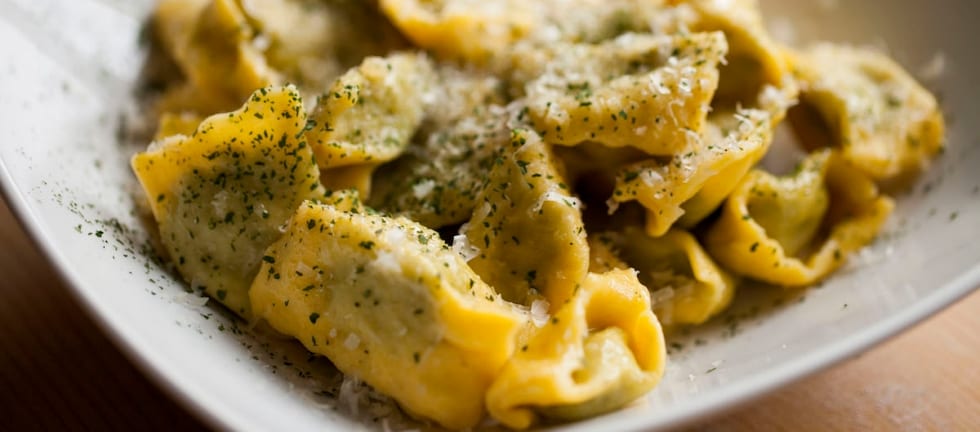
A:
1,195,977,431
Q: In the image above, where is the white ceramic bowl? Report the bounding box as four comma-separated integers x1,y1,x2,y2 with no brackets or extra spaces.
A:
1,0,977,430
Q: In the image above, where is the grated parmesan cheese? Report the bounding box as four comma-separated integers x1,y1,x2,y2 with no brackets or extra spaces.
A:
344,333,361,350
530,299,550,328
338,374,365,416
172,291,209,308
531,190,583,214
411,179,436,199
371,250,401,274
452,225,480,262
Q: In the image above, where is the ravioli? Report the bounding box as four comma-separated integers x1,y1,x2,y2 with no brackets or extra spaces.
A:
132,85,324,317
249,201,524,430
705,150,895,286
462,129,589,307
787,44,945,181
486,268,666,429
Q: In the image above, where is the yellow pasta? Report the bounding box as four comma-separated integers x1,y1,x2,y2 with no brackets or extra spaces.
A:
788,44,945,181
250,201,524,430
379,0,537,64
595,228,736,326
381,0,657,66
153,0,407,116
676,109,778,227
133,1,945,429
318,164,376,198
705,150,895,286
671,0,796,111
519,32,727,155
241,0,407,94
154,0,278,114
369,104,511,228
611,108,774,236
308,53,435,197
462,128,588,307
132,85,324,318
309,53,433,169
153,112,203,141
486,268,666,429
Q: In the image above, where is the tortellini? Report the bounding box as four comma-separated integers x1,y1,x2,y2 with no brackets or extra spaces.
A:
705,150,895,286
153,0,406,115
380,0,791,69
463,129,588,306
240,0,408,94
132,85,325,317
369,104,512,228
378,0,537,64
154,0,278,114
487,269,666,429
518,32,727,156
153,112,203,141
135,0,946,430
250,201,524,430
528,0,673,44
670,0,796,110
378,0,668,65
366,64,509,227
788,44,945,181
308,53,435,196
595,228,736,326
611,108,774,236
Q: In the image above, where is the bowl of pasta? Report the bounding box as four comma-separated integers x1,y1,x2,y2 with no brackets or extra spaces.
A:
1,0,977,430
